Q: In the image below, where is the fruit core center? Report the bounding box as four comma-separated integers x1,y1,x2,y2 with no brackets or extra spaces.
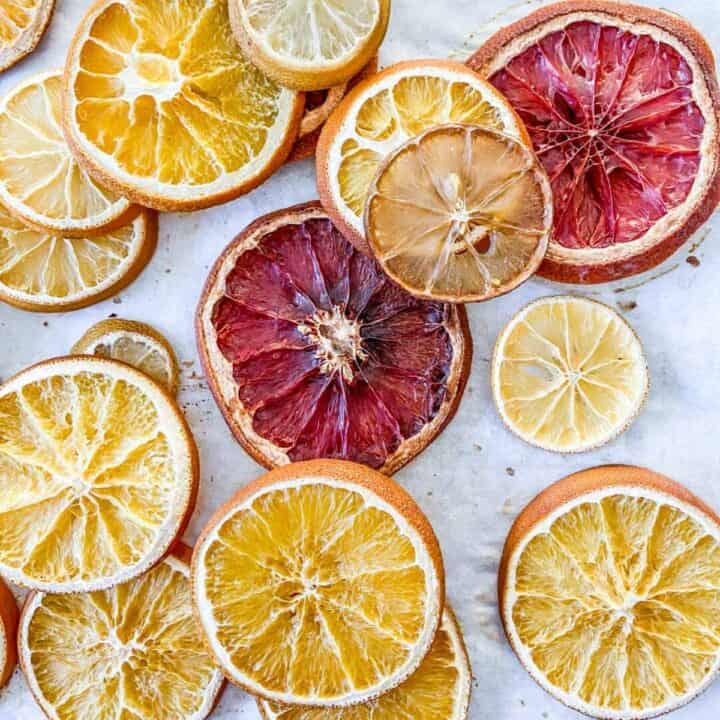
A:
67,476,92,497
441,173,493,256
120,53,184,102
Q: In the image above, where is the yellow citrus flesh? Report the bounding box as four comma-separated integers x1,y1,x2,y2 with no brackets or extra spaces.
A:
0,0,54,71
0,357,195,592
493,296,648,452
21,553,223,719
506,488,720,718
0,72,134,236
365,124,551,302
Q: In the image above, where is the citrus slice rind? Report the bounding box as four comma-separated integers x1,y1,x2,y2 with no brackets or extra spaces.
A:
469,0,720,284
63,0,304,212
316,59,528,253
500,466,720,719
257,607,472,720
365,123,552,303
191,460,444,707
0,578,18,690
492,296,649,453
0,205,157,312
19,545,225,720
0,71,138,237
0,0,55,73
0,356,198,593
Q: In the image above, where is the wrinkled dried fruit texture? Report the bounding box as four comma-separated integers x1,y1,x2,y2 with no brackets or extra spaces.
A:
512,493,720,714
490,20,705,250
0,0,43,46
27,559,219,718
203,483,430,700
212,216,456,468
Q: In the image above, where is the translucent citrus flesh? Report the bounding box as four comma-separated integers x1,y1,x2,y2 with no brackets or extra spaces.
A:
495,298,646,450
70,0,291,188
26,558,219,718
0,74,127,229
201,482,431,702
0,369,183,586
366,125,550,299
511,493,720,714
0,0,43,47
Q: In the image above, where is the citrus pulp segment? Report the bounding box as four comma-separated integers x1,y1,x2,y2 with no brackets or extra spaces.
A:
0,577,18,689
316,59,528,252
468,0,720,283
72,318,180,396
0,72,138,237
19,545,225,720
63,0,304,212
257,608,471,720
0,205,156,312
196,202,472,473
365,124,553,302
0,356,198,592
492,296,648,453
0,0,55,73
500,465,720,719
192,460,444,706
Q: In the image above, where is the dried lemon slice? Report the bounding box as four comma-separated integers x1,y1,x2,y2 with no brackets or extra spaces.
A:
0,0,55,73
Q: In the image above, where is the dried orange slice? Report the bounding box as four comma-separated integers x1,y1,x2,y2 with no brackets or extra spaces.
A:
19,544,225,719
0,356,198,592
192,460,444,707
501,465,720,718
0,577,18,690
365,124,552,302
63,0,304,212
469,0,720,283
0,0,55,73
0,71,138,237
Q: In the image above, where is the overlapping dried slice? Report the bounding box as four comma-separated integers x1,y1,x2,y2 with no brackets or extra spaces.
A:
501,465,720,719
0,356,198,592
20,545,224,719
0,577,18,690
196,202,471,474
0,72,138,236
0,0,55,73
492,296,649,452
192,460,444,707
63,0,304,211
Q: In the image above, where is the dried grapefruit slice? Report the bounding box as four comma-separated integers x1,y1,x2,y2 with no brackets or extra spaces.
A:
0,577,18,690
196,201,472,473
20,544,225,719
469,0,720,283
0,0,55,73
500,465,720,718
191,460,444,706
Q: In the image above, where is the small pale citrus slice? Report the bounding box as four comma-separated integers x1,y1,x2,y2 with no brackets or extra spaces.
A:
229,0,389,91
19,544,225,720
0,72,138,237
192,460,444,706
492,296,649,452
0,577,18,690
365,124,552,302
63,0,304,212
500,465,720,719
0,205,156,312
316,59,528,252
72,318,180,396
0,356,198,592
258,607,471,720
0,0,55,73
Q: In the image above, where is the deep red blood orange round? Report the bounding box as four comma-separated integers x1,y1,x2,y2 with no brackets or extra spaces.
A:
196,202,472,474
469,0,720,284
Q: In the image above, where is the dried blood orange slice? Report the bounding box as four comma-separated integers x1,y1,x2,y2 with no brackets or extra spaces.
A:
469,0,720,283
196,202,472,473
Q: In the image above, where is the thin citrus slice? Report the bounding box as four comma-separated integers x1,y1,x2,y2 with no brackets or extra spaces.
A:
20,544,225,719
469,0,720,283
0,72,138,237
229,0,390,91
258,607,471,720
196,201,472,474
365,124,552,302
0,0,55,73
500,465,720,719
492,296,648,452
192,460,444,706
72,318,180,396
0,577,18,690
316,59,528,252
0,205,156,312
0,356,198,592
63,0,304,212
